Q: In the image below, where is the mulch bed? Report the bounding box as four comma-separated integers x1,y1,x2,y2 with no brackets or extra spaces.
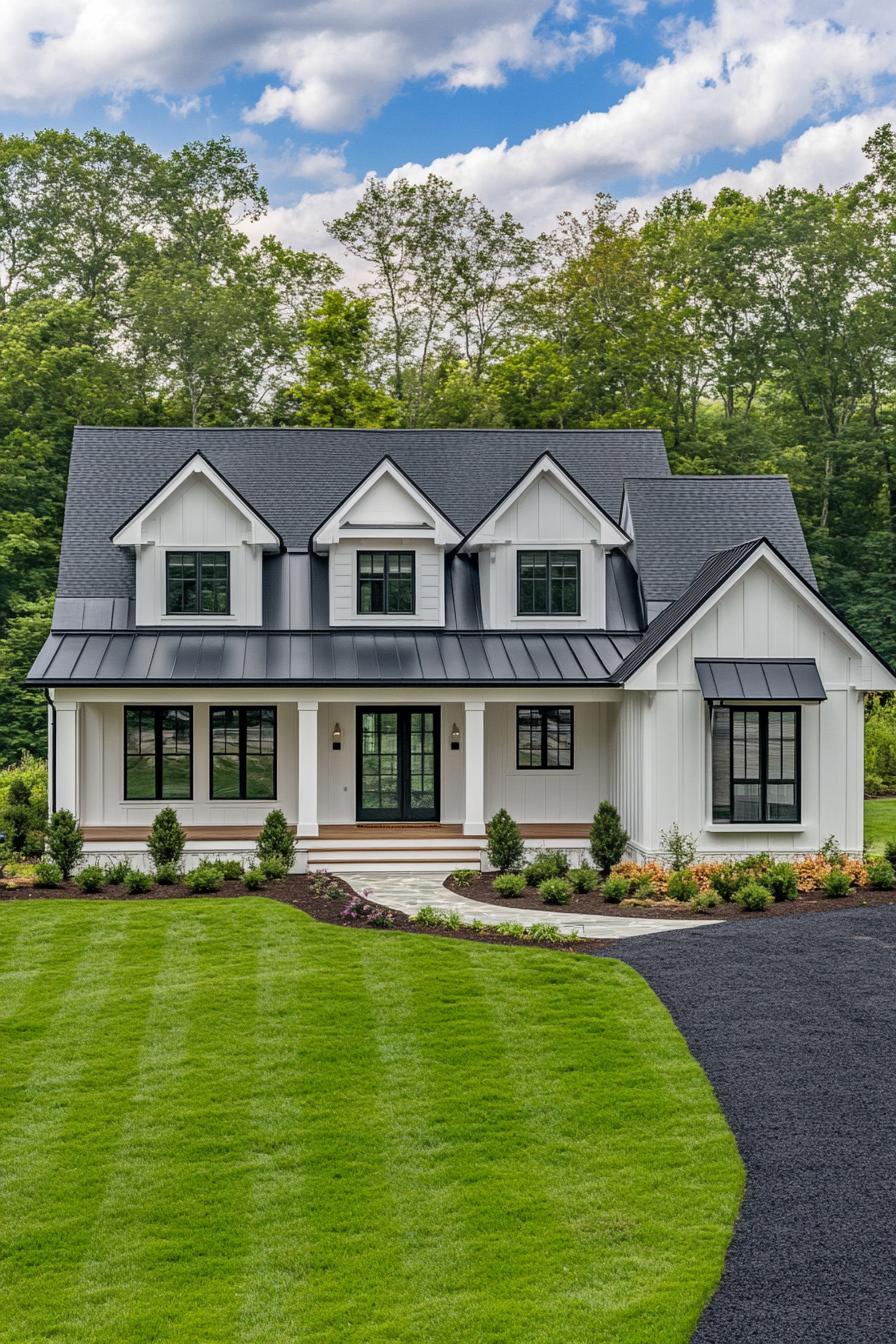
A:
0,874,611,953
448,873,896,920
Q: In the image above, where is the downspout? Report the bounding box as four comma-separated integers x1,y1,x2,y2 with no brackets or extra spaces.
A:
44,689,56,815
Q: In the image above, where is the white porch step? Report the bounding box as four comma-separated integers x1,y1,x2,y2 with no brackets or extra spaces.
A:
306,849,482,872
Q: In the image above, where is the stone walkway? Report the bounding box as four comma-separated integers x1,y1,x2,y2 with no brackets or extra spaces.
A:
342,870,719,940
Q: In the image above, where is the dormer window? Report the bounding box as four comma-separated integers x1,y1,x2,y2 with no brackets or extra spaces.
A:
358,551,415,615
166,551,230,616
517,551,580,616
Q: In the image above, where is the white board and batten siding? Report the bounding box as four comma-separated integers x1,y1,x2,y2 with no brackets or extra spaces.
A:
134,476,263,626
484,702,612,824
477,475,607,629
328,541,444,627
626,558,866,857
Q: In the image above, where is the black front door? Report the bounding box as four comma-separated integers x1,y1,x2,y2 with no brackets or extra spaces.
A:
356,707,439,821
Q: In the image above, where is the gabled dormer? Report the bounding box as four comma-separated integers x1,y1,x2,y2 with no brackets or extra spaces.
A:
311,457,462,627
112,453,281,626
459,453,630,629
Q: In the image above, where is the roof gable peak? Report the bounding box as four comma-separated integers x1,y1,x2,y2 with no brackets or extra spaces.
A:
111,452,281,549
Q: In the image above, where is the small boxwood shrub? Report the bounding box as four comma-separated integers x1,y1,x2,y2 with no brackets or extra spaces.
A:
493,872,526,897
822,867,852,898
631,875,656,901
450,868,477,888
538,876,572,905
184,862,222,894
256,809,296,870
46,809,83,878
259,856,288,880
123,867,153,894
866,857,895,890
486,808,524,873
495,920,526,938
734,852,771,878
243,867,265,890
104,859,132,885
709,864,740,902
734,879,773,911
691,890,721,912
883,839,896,867
527,922,565,943
602,874,630,904
589,801,629,875
410,905,443,927
154,862,179,886
569,863,598,893
147,807,186,870
74,863,106,893
34,859,62,888
666,870,699,903
523,850,569,885
766,861,798,902
219,859,244,880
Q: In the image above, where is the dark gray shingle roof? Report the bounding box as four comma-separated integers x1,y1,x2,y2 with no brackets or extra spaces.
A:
58,426,670,597
27,629,639,686
623,476,816,605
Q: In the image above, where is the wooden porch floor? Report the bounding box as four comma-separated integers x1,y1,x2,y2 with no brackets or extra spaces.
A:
82,822,591,842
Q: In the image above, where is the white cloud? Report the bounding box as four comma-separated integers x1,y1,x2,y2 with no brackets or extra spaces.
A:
0,1,615,131
292,147,352,188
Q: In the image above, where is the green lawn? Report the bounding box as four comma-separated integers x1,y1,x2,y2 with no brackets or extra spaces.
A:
865,797,896,853
0,899,742,1344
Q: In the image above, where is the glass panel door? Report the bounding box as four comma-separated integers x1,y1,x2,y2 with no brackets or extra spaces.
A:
356,708,439,821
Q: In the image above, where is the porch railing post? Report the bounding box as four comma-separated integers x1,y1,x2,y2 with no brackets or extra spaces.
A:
463,700,486,836
297,700,319,837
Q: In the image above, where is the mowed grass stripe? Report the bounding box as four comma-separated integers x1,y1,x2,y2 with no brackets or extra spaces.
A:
0,899,742,1344
71,900,260,1343
0,901,95,1032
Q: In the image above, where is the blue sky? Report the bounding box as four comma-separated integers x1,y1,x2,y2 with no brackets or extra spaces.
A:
1,2,894,257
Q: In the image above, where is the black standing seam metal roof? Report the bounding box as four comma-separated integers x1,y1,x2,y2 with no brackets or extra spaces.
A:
695,659,827,702
26,630,641,687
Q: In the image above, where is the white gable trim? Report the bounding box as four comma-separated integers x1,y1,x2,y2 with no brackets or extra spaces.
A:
625,542,896,692
312,456,462,551
112,454,280,549
460,452,630,551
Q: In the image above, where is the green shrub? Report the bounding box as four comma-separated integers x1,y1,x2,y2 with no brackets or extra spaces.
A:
734,851,772,878
709,864,741,902
123,867,153,894
866,857,895,890
442,910,462,930
660,823,698,871
411,905,442,927
766,862,798,902
2,777,32,853
104,859,132,885
734,879,773,911
523,850,569,885
219,859,244,880
243,867,265,890
631,875,656,901
569,863,598,893
883,839,896,868
34,859,61,888
820,835,845,866
154,862,179,886
495,921,526,938
690,890,721,912
822,867,852,898
667,869,699,903
147,807,186,870
493,872,526,897
486,808,524,873
602,874,630,904
46,809,83,878
450,868,477,888
74,863,106,893
259,856,288,880
538,876,572,905
184,862,222,894
527,922,564,943
256,809,296,870
590,801,629,875
0,755,47,856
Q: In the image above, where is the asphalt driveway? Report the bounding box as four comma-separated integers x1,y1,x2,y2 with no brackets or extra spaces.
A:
604,904,896,1344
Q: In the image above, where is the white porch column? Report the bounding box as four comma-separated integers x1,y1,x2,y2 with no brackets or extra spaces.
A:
54,700,80,818
296,700,319,837
463,700,486,836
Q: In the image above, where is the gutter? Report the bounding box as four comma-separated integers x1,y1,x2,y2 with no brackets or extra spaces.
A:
44,689,56,814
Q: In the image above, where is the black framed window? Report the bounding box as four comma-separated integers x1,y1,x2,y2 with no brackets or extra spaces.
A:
711,706,800,823
517,550,580,615
125,707,192,800
166,551,230,615
516,707,574,769
357,551,415,614
210,707,276,800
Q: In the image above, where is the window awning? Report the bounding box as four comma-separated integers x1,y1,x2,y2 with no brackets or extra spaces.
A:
695,658,826,702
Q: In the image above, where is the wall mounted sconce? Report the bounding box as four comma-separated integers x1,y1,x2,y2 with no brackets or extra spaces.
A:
332,722,342,751
450,722,461,751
